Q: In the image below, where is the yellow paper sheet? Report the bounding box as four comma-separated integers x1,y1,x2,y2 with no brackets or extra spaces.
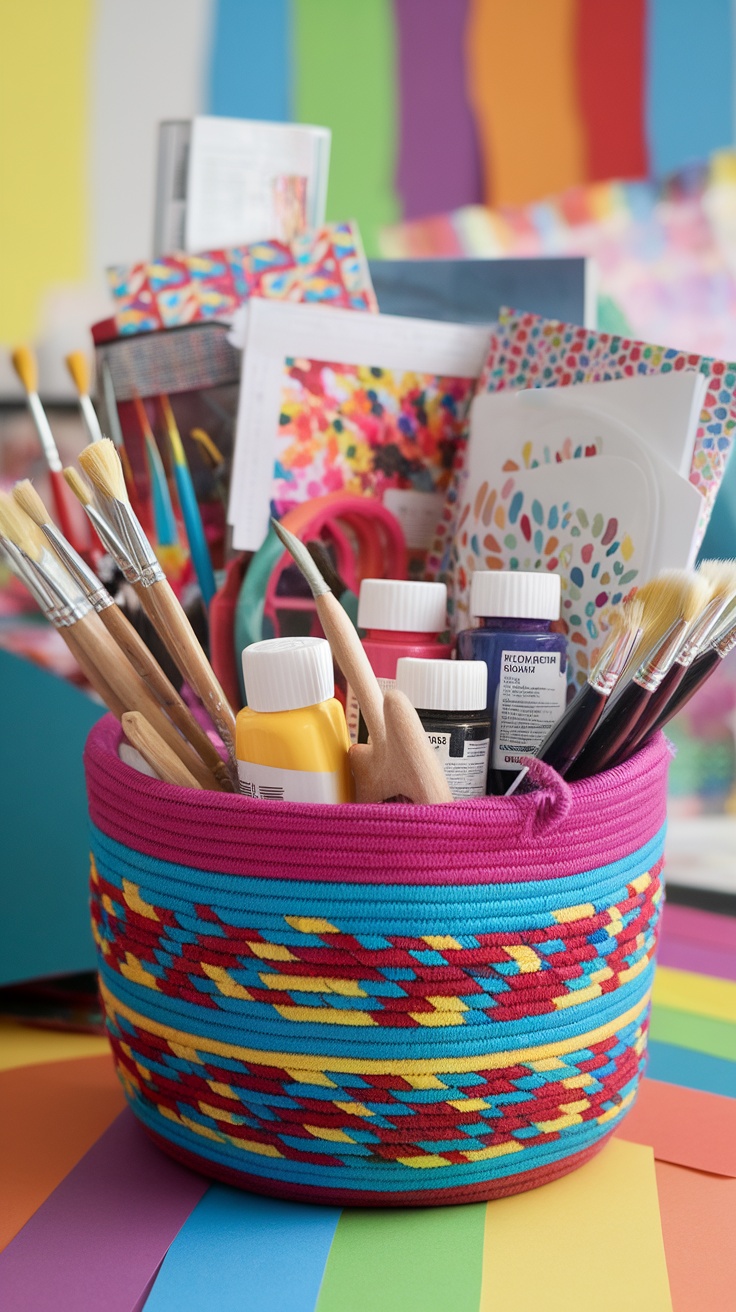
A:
653,966,736,1025
480,1139,672,1311
0,1019,109,1073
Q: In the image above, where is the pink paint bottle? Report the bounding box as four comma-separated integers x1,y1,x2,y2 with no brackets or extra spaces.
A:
347,578,450,742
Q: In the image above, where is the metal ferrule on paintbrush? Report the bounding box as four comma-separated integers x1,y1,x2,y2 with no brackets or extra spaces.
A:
588,623,643,695
98,493,166,587
631,617,690,692
34,519,113,613
0,538,59,617
673,594,735,668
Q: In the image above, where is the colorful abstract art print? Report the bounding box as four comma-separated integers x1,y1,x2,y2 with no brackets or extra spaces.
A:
271,358,475,521
107,222,377,336
481,307,736,549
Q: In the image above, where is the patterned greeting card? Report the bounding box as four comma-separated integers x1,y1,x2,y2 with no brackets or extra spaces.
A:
107,222,377,336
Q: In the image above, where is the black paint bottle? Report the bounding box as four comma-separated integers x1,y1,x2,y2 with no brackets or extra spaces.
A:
396,658,491,799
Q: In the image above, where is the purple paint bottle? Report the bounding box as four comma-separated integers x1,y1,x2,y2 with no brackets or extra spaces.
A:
457,571,567,794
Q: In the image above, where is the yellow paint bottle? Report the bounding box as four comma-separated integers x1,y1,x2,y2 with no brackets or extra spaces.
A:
236,636,353,803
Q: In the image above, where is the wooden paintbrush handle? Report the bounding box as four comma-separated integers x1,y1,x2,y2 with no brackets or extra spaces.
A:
100,603,233,791
122,712,202,789
63,627,128,718
73,611,223,790
135,578,237,762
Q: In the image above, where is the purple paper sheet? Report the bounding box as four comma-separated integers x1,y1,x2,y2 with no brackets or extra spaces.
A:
657,939,736,983
661,904,736,955
0,1109,209,1312
394,0,482,219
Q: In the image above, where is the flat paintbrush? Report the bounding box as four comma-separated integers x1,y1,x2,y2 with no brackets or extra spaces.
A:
645,604,736,739
0,494,221,788
271,518,452,805
13,479,230,792
610,560,736,761
536,600,643,778
75,439,237,768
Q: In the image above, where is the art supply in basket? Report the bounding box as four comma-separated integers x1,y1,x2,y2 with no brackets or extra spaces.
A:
395,658,490,799
11,479,231,792
535,600,644,778
271,517,452,804
237,636,353,803
569,570,710,779
158,394,217,608
64,351,104,444
73,439,237,772
122,711,203,790
0,493,224,791
607,560,736,763
646,608,736,736
457,570,567,795
349,578,449,743
10,345,87,555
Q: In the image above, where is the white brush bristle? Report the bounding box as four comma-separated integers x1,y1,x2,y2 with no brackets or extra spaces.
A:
12,479,50,528
0,492,45,560
63,466,94,506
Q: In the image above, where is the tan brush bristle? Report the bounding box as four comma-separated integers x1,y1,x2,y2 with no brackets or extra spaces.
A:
633,570,706,652
698,558,736,600
0,492,45,560
78,437,127,503
12,479,51,528
63,466,94,506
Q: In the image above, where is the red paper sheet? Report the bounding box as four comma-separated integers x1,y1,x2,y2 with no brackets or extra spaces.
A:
656,1162,736,1311
618,1077,736,1177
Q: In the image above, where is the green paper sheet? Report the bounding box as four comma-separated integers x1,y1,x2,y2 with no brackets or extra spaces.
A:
292,0,400,255
316,1202,486,1312
649,1005,736,1063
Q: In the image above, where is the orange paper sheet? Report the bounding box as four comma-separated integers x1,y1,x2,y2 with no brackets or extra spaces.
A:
656,1162,736,1311
0,1053,124,1251
618,1077,736,1177
466,0,585,207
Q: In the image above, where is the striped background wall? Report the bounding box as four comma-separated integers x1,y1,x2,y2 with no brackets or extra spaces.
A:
2,0,736,393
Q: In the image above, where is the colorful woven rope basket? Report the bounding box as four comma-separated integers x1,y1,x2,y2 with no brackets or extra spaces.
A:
85,716,669,1207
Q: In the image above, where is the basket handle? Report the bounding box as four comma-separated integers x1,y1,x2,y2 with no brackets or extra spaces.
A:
520,756,573,840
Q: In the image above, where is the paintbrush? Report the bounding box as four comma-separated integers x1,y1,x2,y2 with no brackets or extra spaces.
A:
271,518,452,804
74,439,237,767
131,393,179,549
99,360,143,519
64,351,104,444
159,395,216,608
0,493,222,788
10,345,87,553
13,479,230,791
122,712,203,789
609,559,736,761
536,599,643,778
569,571,709,779
644,598,736,739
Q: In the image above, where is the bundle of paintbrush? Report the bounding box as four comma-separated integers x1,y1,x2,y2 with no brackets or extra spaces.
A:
63,438,237,778
0,489,231,792
559,562,736,780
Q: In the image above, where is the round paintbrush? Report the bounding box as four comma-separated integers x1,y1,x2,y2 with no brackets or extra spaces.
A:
13,479,230,792
74,438,237,770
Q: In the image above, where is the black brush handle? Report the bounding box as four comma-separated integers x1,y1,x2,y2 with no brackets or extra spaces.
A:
536,682,606,777
640,648,721,744
605,662,688,766
568,680,649,779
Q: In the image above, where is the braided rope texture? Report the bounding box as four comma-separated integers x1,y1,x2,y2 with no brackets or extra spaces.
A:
85,717,669,1206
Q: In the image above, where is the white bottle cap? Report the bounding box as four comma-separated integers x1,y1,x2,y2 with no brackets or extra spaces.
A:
357,578,447,632
242,636,334,712
469,570,561,621
396,658,488,712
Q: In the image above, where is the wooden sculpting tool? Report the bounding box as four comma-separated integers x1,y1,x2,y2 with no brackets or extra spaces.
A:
271,518,452,804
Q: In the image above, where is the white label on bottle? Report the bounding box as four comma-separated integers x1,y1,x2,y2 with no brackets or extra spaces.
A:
237,759,343,803
346,676,395,744
492,650,566,770
426,730,490,799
